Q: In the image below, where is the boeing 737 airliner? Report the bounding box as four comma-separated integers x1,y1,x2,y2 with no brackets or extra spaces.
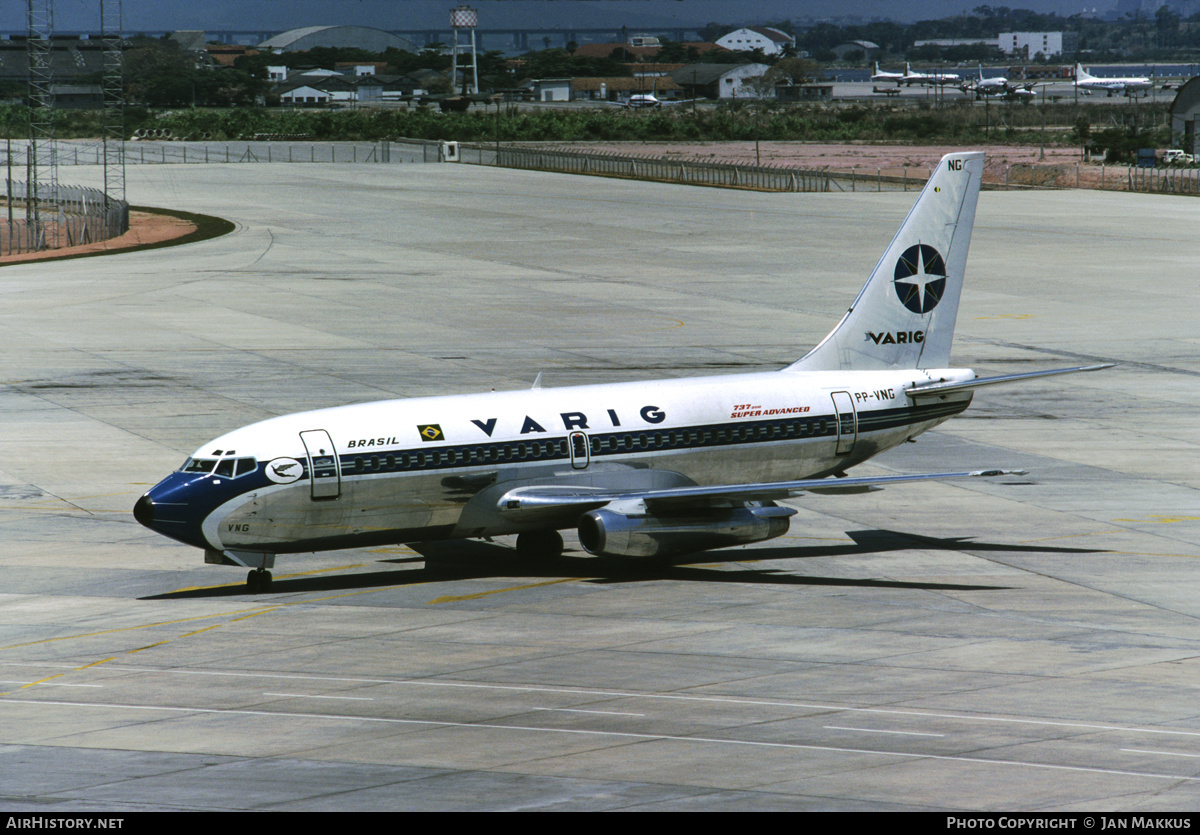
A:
135,152,1108,592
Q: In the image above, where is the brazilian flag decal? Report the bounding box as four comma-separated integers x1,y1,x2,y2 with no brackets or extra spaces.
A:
417,424,444,442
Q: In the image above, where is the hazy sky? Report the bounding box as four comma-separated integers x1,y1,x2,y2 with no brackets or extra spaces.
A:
20,0,1104,33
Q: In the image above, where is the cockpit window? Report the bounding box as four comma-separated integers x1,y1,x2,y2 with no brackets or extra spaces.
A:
181,457,257,478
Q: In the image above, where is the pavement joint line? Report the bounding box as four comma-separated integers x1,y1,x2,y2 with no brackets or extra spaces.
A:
2,695,1199,784
15,664,1200,742
0,562,523,656
0,607,281,652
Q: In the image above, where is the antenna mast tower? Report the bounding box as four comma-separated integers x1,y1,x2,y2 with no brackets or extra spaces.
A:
26,0,58,249
100,0,126,220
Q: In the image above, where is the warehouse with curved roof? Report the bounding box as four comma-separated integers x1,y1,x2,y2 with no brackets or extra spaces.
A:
259,26,418,54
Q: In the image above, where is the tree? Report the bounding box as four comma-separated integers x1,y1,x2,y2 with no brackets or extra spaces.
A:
1071,114,1091,155
124,39,267,106
1155,5,1180,49
764,58,822,85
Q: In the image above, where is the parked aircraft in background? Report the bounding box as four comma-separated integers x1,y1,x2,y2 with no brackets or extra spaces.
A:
614,94,696,109
1074,63,1153,96
965,66,1037,100
970,66,1010,96
134,152,1109,592
902,62,962,86
625,93,665,108
416,92,497,112
871,62,906,84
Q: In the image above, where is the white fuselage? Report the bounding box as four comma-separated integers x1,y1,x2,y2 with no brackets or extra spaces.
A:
1075,67,1151,96
976,76,1008,95
627,95,663,108
904,70,961,87
153,368,973,557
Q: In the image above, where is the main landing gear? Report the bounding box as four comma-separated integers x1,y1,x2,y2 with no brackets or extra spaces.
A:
515,530,564,561
246,568,272,593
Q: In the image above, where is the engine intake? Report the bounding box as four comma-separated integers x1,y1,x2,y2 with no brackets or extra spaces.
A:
578,505,795,559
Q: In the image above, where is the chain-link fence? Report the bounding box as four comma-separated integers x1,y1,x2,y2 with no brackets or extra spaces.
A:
492,145,836,192
1,180,129,256
14,138,1200,198
12,140,418,166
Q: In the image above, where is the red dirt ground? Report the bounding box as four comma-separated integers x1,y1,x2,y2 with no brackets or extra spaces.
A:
554,142,1119,188
0,209,198,264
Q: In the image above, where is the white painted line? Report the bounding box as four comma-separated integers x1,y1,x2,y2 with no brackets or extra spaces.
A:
825,726,945,737
532,708,645,717
263,692,374,701
1121,748,1200,759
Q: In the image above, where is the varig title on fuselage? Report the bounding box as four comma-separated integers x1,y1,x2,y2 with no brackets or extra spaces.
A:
344,404,668,449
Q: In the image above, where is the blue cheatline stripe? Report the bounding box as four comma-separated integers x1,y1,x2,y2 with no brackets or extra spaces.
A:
326,401,968,479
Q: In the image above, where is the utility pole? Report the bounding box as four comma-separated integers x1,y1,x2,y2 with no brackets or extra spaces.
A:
1039,83,1046,161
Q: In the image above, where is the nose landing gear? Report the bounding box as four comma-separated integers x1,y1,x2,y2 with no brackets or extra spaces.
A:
246,568,273,593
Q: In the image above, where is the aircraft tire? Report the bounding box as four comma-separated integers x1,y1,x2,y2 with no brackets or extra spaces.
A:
516,530,563,561
246,569,272,593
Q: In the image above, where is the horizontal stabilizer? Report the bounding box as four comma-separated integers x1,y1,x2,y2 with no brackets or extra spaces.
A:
907,364,1113,400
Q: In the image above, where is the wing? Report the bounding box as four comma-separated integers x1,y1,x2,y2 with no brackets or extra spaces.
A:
497,468,1026,515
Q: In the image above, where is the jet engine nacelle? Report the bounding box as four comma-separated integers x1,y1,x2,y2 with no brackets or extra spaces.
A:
577,505,796,559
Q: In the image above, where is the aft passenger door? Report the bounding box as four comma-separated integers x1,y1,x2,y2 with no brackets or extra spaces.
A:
831,391,857,456
569,431,590,470
300,429,341,500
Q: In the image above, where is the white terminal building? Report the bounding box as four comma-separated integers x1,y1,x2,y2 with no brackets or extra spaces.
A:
998,31,1065,58
912,31,1068,60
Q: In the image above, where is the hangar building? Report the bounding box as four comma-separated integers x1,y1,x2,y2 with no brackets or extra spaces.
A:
259,26,418,54
1169,77,1200,157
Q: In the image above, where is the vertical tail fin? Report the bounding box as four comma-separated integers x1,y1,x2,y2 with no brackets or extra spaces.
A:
786,151,984,372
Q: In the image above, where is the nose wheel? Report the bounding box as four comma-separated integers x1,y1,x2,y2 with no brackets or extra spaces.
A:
246,569,272,593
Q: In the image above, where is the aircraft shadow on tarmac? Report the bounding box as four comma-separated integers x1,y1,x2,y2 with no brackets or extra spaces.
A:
142,529,1103,600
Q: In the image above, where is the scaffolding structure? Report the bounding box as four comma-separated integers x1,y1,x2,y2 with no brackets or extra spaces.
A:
26,0,59,249
100,0,126,221
13,1,127,250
